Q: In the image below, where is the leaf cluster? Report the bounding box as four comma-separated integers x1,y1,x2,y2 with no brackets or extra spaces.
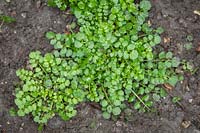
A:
0,15,16,23
14,0,182,124
47,0,68,10
15,51,85,123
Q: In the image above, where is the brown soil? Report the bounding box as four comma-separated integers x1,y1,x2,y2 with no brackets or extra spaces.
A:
0,0,200,132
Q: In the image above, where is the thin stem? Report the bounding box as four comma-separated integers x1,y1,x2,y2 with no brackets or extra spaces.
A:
131,89,151,111
142,58,170,62
102,87,112,104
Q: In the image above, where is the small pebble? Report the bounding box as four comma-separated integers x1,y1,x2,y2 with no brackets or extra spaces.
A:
5,0,11,3
36,0,42,9
21,13,27,18
7,121,10,125
116,121,122,127
11,11,17,16
188,99,193,103
186,86,190,91
21,123,24,127
181,121,191,128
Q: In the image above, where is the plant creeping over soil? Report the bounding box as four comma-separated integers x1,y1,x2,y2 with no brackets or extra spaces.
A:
14,0,183,126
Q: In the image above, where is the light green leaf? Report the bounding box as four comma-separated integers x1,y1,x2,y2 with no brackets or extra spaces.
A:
130,50,138,60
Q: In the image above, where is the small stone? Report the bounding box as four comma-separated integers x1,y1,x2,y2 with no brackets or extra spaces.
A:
194,10,200,16
157,13,162,20
163,14,168,18
21,13,27,18
57,20,61,24
188,99,193,103
186,86,190,91
116,121,123,127
5,0,11,3
48,117,64,129
11,11,17,16
7,121,10,124
21,123,24,127
181,121,191,128
36,0,42,9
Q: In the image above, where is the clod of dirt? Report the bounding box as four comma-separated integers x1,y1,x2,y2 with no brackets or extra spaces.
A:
196,43,200,52
48,117,64,129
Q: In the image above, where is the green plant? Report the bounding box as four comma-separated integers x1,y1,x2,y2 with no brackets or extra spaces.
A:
14,0,182,125
186,35,193,42
0,15,16,23
0,15,15,31
9,107,17,117
184,43,193,50
47,0,68,10
15,51,85,123
172,96,181,103
182,60,193,72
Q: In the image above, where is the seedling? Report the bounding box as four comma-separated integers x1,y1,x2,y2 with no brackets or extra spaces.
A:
172,96,181,103
0,15,15,32
184,43,193,50
182,60,193,72
186,35,193,42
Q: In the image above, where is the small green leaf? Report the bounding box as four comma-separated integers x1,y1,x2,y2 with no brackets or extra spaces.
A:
168,76,179,86
114,100,121,106
166,52,173,59
112,107,121,116
130,50,138,60
156,27,164,34
74,41,83,48
134,101,141,110
17,110,25,116
102,112,111,119
152,94,160,101
123,51,129,59
172,96,181,103
9,107,17,117
101,100,108,107
154,35,161,44
140,0,151,11
46,32,55,39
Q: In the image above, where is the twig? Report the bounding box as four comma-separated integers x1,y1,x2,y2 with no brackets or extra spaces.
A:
131,89,151,111
0,20,4,32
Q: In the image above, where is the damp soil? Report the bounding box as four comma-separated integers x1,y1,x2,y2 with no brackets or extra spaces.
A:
0,0,200,132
